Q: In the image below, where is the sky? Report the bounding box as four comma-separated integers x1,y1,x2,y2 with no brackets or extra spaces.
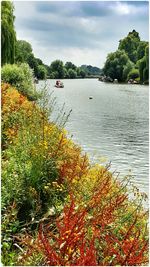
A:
13,0,149,68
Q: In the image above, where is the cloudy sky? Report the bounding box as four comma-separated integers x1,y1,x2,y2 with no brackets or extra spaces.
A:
13,0,149,68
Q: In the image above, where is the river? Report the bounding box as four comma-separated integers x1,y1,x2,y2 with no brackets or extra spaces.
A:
37,79,149,197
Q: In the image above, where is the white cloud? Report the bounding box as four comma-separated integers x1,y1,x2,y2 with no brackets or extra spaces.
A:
13,1,149,67
110,1,148,16
115,2,131,15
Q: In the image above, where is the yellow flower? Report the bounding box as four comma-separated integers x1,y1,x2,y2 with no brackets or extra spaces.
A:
62,128,68,135
43,140,48,149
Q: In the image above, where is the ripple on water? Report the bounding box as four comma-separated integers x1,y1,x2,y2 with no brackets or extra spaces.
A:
37,80,149,203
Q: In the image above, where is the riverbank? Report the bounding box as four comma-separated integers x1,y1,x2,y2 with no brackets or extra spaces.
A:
2,82,148,266
98,75,149,85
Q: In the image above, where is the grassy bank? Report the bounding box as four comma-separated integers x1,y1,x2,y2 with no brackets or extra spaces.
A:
1,83,148,266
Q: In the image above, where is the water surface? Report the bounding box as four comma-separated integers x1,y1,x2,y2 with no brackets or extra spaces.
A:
37,79,149,196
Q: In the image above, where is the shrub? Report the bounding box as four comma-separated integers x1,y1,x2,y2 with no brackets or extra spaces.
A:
2,83,68,221
1,64,24,85
127,68,140,80
1,83,148,266
18,191,148,266
1,63,38,100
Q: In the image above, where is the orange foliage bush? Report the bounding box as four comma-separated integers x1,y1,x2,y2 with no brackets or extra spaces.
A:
2,83,149,266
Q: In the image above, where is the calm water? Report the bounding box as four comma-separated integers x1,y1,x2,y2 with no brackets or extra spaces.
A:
37,79,149,196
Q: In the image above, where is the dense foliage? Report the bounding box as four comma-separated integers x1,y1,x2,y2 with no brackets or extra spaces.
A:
137,45,149,84
118,30,140,63
103,50,133,82
49,60,92,79
1,83,148,266
1,3,149,265
15,40,48,80
1,63,38,100
81,64,102,76
49,60,102,79
103,30,149,84
15,42,99,79
1,1,16,65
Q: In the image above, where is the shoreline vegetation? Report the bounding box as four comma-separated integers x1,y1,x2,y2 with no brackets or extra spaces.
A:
1,1,149,266
2,82,149,266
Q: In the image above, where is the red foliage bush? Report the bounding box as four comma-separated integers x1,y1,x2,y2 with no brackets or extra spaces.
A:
37,194,148,266
38,197,98,266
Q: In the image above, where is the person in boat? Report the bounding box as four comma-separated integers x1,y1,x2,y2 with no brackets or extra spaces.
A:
55,80,64,87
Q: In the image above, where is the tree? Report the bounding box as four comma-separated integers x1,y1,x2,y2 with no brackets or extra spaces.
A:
103,30,149,84
80,65,101,76
145,45,149,69
15,41,49,79
36,58,43,66
65,62,77,71
50,60,65,79
103,50,131,82
68,69,77,79
37,65,47,80
138,58,146,83
143,45,149,84
122,61,134,81
15,40,33,63
77,67,86,78
1,1,16,65
118,30,140,63
64,68,70,79
137,45,149,84
27,53,39,77
137,41,148,61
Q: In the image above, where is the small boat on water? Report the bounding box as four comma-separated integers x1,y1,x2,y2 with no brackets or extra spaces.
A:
55,80,64,88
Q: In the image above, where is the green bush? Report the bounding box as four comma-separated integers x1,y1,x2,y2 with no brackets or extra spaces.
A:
127,68,140,80
1,63,38,100
1,64,24,85
2,85,68,222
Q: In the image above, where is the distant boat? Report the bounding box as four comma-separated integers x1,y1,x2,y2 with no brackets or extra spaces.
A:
55,80,64,88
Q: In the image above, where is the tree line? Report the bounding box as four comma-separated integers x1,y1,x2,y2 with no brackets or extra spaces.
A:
103,30,149,84
1,2,149,84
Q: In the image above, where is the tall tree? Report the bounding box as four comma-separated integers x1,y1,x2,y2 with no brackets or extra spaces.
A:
27,53,39,77
65,62,77,71
15,40,32,63
37,65,47,80
103,50,132,82
137,45,149,84
50,60,65,79
1,1,16,65
118,30,140,63
137,41,148,61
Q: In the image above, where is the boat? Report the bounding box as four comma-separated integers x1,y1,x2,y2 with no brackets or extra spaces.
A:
55,80,64,88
